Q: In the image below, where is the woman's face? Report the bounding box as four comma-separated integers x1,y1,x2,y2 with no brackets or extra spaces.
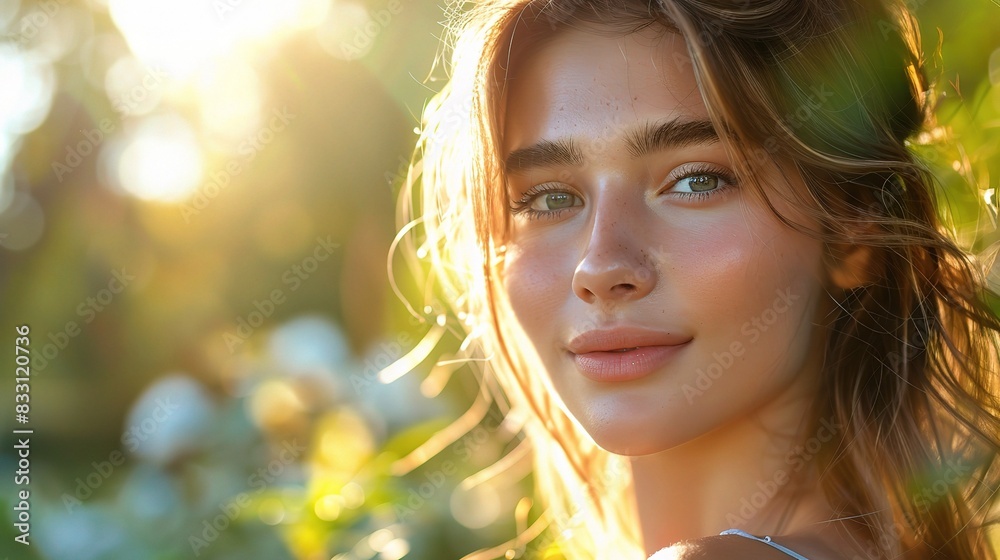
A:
499,26,834,455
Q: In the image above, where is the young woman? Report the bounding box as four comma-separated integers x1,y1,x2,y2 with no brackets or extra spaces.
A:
392,0,1000,558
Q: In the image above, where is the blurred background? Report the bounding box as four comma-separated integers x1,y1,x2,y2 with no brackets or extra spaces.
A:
0,0,997,559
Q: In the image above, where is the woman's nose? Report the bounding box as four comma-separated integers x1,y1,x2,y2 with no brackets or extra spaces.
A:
571,203,657,305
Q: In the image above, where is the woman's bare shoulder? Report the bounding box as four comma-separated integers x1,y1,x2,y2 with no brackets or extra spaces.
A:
647,532,852,560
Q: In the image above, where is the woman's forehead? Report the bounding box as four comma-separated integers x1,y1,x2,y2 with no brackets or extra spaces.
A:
500,26,709,158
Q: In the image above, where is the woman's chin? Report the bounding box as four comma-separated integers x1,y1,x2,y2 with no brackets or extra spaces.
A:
572,408,706,457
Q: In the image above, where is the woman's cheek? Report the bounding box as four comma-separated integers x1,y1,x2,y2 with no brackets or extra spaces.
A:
659,218,759,310
500,242,565,334
662,214,818,350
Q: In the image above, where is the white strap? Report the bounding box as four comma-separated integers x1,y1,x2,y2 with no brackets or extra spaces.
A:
719,528,811,560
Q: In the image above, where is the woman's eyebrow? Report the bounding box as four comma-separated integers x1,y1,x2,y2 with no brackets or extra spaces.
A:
505,138,584,174
504,118,719,174
624,118,719,157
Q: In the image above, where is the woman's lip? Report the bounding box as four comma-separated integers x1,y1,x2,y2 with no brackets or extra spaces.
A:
569,343,690,382
565,327,691,354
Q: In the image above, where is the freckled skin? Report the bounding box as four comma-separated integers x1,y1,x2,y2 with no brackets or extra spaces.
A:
497,25,860,556
500,27,832,457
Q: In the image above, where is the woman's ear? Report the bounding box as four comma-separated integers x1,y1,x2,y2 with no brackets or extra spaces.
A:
825,239,876,290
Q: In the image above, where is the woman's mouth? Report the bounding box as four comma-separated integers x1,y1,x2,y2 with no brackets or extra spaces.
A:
564,326,693,381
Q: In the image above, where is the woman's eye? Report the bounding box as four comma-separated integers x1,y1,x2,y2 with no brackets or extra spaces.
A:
529,192,582,211
510,185,583,219
663,164,738,201
673,173,722,193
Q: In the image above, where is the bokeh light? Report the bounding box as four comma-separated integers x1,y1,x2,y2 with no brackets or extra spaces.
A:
1,0,997,559
111,114,204,202
316,1,372,61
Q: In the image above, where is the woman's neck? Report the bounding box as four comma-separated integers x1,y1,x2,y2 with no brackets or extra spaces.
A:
628,377,838,555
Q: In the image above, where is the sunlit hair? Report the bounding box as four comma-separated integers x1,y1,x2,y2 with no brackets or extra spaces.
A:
391,0,1000,558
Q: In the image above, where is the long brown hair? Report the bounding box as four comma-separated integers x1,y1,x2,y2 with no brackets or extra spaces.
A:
392,0,1000,558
